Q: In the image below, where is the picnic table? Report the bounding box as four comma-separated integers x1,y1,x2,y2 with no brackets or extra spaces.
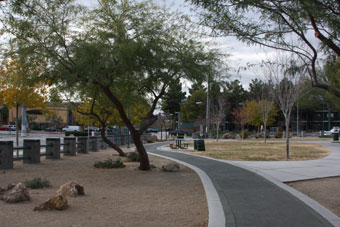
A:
169,139,188,149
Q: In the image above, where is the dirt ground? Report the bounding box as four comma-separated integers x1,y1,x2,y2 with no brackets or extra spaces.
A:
287,177,340,217
0,148,208,227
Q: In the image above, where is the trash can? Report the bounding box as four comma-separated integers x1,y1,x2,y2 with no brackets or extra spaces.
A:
196,139,205,152
333,133,339,141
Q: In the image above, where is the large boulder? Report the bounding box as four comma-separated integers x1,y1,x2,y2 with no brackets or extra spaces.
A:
162,163,180,172
0,183,30,203
34,194,68,211
57,182,84,197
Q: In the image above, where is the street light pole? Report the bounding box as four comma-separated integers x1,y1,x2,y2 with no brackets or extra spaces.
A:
206,75,210,138
296,100,299,137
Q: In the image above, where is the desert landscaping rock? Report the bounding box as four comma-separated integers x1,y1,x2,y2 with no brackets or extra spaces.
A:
0,183,30,203
0,148,207,227
162,163,180,172
57,182,84,197
34,193,69,211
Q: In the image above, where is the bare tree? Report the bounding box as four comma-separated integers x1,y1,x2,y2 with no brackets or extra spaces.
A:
258,99,274,144
266,54,307,160
210,98,227,141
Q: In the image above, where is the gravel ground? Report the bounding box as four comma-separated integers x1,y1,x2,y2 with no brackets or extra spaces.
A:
287,177,340,217
0,148,208,227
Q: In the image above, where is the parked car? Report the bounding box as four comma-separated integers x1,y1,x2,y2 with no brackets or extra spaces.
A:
62,125,82,132
45,127,58,132
324,127,340,136
171,129,187,136
145,128,160,133
0,125,16,131
84,126,100,131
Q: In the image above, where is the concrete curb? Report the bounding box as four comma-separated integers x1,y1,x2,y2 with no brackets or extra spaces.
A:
220,160,340,227
150,148,226,227
156,145,340,227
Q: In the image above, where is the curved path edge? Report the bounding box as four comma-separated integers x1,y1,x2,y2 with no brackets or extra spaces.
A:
151,143,340,227
150,150,226,227
222,160,340,227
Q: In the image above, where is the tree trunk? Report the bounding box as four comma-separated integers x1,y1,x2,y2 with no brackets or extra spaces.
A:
264,122,267,144
100,129,126,157
132,132,150,170
15,103,19,146
285,121,290,160
216,122,220,142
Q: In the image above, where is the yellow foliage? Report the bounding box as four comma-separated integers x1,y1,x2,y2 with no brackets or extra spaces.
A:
73,100,149,127
0,55,47,109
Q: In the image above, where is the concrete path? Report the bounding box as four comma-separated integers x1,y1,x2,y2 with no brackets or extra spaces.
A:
146,143,335,227
223,140,340,182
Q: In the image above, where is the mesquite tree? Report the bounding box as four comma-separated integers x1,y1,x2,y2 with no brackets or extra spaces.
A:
1,0,219,170
189,0,340,98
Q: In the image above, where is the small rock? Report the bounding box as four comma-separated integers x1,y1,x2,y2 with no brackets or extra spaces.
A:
34,194,68,211
150,164,157,169
1,183,30,203
57,182,84,197
162,163,180,172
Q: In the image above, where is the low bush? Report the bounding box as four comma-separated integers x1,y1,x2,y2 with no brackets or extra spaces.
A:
94,158,125,169
275,128,283,138
240,129,249,139
222,132,235,139
127,152,140,162
65,131,89,136
24,177,51,189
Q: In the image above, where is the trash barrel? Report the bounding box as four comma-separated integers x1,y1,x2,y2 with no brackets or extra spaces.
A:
196,139,205,151
333,133,339,141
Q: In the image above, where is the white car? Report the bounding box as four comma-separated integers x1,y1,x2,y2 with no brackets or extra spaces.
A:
324,127,340,136
62,125,82,132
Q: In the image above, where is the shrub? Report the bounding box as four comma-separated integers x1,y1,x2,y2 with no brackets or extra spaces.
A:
151,135,159,142
65,131,89,136
275,128,283,138
127,152,140,162
24,177,51,189
257,133,270,138
240,129,249,139
222,132,235,139
94,158,125,169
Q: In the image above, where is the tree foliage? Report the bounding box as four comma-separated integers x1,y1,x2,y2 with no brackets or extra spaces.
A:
1,0,221,170
189,0,340,97
181,89,206,122
0,55,46,109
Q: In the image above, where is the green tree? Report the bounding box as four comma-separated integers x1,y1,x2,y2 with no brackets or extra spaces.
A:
2,0,219,170
181,89,206,123
161,78,186,125
189,0,340,97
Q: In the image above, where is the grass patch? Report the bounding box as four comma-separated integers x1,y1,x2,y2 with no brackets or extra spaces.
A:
177,139,330,161
24,177,51,189
94,158,125,169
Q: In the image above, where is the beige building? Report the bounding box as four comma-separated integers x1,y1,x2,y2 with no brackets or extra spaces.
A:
6,103,75,129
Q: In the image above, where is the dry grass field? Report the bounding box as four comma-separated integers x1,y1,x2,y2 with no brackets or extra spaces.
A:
176,139,330,161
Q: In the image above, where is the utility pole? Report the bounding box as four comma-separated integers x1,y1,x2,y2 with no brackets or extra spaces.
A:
206,74,210,138
296,100,299,137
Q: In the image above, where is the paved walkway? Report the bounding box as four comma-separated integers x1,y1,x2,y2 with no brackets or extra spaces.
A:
146,142,336,227
223,140,340,182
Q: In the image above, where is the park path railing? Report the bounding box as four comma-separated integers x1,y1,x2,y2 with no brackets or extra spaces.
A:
0,134,151,170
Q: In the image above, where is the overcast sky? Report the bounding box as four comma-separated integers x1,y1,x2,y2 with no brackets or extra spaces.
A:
78,0,273,89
